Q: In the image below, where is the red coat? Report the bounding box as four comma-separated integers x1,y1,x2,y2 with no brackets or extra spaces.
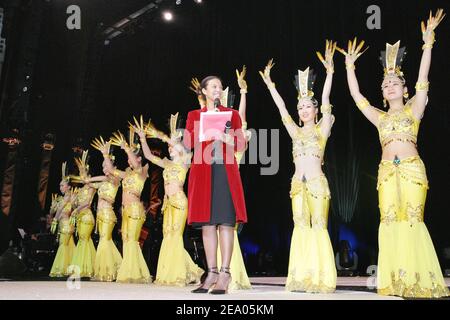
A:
183,105,248,224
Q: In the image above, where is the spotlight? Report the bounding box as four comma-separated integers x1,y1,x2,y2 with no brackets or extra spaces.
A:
194,0,202,3
22,86,28,92
175,0,181,5
163,11,173,21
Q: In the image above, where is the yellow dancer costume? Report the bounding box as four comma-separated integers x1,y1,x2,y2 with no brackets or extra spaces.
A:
154,163,203,286
90,137,123,281
69,151,96,278
115,167,151,283
283,67,336,293
350,35,448,297
135,114,203,286
49,164,76,277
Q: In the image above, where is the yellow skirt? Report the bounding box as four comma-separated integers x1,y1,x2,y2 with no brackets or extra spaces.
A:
377,156,449,298
69,208,96,278
154,192,203,286
116,202,151,284
285,175,336,293
49,217,75,277
217,227,252,290
93,207,122,282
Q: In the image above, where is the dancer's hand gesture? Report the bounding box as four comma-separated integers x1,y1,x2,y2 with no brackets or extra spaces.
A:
316,40,336,74
336,37,369,68
259,59,275,87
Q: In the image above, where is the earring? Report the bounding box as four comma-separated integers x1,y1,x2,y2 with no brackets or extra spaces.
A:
383,98,387,108
315,114,318,123
299,119,302,126
403,91,409,101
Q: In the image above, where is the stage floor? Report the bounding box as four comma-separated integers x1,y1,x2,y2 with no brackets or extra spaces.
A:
1,277,449,300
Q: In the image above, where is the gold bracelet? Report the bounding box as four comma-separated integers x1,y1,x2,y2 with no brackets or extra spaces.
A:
422,43,434,50
267,82,276,88
320,104,333,114
345,63,355,70
240,88,248,94
326,67,335,74
356,98,370,111
415,81,429,91
242,121,248,130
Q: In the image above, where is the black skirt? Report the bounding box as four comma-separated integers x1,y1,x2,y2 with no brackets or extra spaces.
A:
192,143,236,228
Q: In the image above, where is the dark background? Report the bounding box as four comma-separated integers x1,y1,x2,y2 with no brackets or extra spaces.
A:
0,0,449,275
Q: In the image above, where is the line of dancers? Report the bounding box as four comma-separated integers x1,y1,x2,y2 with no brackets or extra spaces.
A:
47,9,448,298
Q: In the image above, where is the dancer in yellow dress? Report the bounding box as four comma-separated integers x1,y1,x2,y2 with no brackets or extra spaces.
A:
69,151,97,278
84,137,123,281
338,9,448,298
110,128,151,283
259,41,337,293
133,114,204,286
190,69,252,290
49,162,76,277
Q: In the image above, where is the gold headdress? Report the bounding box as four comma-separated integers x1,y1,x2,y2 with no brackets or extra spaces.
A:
380,40,406,78
91,136,115,161
169,112,183,141
61,162,70,183
294,67,316,102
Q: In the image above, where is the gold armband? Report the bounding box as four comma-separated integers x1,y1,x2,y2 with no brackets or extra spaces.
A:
415,81,429,91
320,104,333,114
281,115,294,125
356,98,370,111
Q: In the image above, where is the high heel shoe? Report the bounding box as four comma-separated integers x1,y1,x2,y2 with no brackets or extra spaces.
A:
191,267,219,293
209,267,231,295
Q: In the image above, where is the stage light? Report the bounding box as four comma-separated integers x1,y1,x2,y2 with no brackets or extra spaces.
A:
194,0,202,3
163,11,173,21
22,86,28,92
175,0,181,5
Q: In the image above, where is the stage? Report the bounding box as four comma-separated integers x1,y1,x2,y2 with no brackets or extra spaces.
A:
1,277,449,300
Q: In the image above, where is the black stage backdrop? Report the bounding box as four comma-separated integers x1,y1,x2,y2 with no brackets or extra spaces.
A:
2,0,449,275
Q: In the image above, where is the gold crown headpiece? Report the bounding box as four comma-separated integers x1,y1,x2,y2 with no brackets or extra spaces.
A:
294,67,316,101
380,40,406,78
169,112,183,141
61,162,70,183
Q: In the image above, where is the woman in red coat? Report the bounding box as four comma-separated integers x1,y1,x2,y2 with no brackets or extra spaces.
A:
183,76,247,294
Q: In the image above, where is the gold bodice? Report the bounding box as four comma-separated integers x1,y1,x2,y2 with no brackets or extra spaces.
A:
292,124,327,161
122,167,146,197
75,185,95,207
97,180,119,203
56,196,72,216
163,162,187,186
377,104,419,147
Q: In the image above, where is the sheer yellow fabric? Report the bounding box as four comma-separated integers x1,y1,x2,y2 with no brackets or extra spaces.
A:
93,207,122,281
116,202,151,283
154,191,203,286
285,175,336,293
49,217,75,277
70,208,96,277
377,156,449,298
217,227,252,290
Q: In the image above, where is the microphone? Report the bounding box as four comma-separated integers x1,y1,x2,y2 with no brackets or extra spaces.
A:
214,98,221,110
224,120,232,133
